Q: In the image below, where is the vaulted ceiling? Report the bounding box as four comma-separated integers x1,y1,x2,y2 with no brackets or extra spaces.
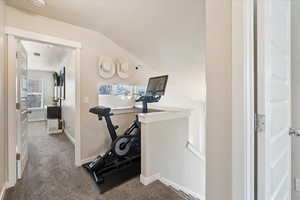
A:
22,40,70,71
6,0,205,71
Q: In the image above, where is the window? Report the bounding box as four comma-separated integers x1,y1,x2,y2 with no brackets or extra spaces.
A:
98,84,146,96
97,84,146,109
27,79,43,109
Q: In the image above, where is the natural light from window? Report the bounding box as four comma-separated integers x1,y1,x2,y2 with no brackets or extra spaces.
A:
27,79,43,109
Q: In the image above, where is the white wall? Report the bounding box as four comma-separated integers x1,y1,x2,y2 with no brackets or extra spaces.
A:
141,117,205,198
292,1,300,199
156,62,206,155
206,0,232,200
0,0,6,194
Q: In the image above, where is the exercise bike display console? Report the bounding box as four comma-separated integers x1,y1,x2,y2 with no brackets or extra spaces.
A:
84,75,168,193
136,75,168,113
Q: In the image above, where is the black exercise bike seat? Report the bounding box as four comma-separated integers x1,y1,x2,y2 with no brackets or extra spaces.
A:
89,106,111,117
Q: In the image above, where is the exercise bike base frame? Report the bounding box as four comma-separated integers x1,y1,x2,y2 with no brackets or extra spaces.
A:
83,153,141,193
84,109,141,193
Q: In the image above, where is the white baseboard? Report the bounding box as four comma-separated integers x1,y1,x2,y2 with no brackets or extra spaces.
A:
5,182,14,189
80,155,98,166
28,119,46,122
64,130,75,145
159,177,204,200
140,174,204,200
80,152,106,166
0,183,8,200
140,174,161,186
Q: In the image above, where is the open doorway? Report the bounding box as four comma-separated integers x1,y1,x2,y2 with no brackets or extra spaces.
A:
6,28,82,188
15,39,75,180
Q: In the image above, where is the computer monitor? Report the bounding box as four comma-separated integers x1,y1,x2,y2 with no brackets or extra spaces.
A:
146,75,168,96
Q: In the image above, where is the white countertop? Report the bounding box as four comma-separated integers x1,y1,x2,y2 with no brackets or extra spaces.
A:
136,105,191,124
110,105,191,123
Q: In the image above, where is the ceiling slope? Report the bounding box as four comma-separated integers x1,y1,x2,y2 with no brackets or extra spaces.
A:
6,0,205,71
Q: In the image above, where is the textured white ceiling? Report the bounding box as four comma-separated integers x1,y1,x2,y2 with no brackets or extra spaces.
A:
6,0,205,70
21,40,70,71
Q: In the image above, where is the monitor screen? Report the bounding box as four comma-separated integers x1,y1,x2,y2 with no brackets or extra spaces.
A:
146,75,168,96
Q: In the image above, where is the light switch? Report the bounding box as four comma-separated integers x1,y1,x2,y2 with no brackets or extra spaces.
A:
83,97,89,103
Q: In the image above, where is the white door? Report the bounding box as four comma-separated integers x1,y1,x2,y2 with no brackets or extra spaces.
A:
257,0,292,199
291,64,300,199
16,41,29,179
291,0,300,199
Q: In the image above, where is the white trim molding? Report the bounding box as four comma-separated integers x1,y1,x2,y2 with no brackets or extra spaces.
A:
64,130,75,145
138,109,191,124
159,177,205,200
140,174,204,200
28,118,46,122
7,34,17,186
140,174,161,186
232,0,255,199
79,151,106,166
0,183,8,200
6,28,82,183
80,156,97,166
5,182,15,189
74,48,81,167
5,26,82,49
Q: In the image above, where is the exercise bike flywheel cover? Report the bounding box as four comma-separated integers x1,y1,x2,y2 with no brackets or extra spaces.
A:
112,135,131,157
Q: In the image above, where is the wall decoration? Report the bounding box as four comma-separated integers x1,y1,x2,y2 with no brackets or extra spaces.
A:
52,67,65,103
59,67,66,100
53,72,60,103
116,59,133,79
98,56,116,79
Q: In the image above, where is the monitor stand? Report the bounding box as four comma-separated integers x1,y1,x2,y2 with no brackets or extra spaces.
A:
142,101,148,113
137,95,162,113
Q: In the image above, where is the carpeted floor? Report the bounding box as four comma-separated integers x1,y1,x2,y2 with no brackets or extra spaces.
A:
5,122,183,200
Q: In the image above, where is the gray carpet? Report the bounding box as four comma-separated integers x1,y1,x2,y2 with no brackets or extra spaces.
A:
5,122,183,200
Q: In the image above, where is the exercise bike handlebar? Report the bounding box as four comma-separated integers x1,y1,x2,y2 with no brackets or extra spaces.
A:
135,95,161,113
135,95,161,103
90,94,162,118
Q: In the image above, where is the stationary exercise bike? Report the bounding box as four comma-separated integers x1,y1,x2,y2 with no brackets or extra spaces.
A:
85,107,141,176
84,75,168,193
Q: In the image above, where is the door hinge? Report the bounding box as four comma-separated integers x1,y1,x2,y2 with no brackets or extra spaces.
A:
255,114,265,132
289,128,300,137
16,102,20,110
16,153,21,161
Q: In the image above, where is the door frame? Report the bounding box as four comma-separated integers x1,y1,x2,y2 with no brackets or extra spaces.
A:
5,27,82,187
232,0,255,199
233,0,293,199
